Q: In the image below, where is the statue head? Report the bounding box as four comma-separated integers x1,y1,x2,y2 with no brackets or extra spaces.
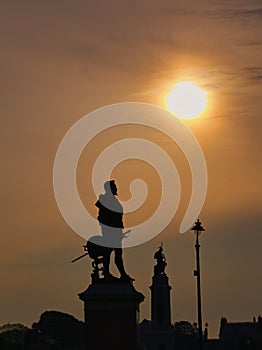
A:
104,180,117,195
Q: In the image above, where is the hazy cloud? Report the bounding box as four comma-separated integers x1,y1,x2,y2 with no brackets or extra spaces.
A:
241,66,262,81
210,7,262,22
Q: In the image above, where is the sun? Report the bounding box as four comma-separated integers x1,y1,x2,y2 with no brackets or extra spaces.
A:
166,82,207,119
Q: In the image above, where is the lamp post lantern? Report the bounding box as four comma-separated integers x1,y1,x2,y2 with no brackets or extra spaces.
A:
191,219,205,350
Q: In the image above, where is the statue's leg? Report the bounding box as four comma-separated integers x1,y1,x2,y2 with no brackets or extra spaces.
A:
102,248,112,277
113,228,133,280
114,248,128,277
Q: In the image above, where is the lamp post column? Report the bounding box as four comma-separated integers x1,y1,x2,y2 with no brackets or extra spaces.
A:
191,219,205,350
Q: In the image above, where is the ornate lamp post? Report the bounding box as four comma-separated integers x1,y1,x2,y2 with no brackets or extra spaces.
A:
191,219,205,350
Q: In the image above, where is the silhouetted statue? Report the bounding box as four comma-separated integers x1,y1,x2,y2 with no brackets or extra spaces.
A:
154,244,167,275
94,180,133,282
71,180,133,283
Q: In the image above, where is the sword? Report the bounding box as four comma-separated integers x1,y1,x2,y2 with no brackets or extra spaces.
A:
71,252,89,263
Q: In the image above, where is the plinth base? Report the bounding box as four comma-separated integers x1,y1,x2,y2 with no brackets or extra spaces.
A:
79,282,144,350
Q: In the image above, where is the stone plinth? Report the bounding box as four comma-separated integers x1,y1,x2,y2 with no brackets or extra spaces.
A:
150,273,172,331
79,282,144,350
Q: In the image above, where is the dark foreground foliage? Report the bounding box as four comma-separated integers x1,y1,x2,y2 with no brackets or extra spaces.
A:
0,311,85,350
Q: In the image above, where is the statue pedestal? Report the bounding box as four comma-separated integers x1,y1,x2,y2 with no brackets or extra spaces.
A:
79,281,144,350
150,274,172,331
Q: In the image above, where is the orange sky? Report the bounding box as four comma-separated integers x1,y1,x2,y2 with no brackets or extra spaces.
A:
1,0,262,338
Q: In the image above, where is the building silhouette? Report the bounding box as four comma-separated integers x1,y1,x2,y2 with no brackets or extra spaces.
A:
138,245,174,350
218,316,262,349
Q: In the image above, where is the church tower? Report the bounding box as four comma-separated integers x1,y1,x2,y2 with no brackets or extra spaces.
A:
150,244,172,331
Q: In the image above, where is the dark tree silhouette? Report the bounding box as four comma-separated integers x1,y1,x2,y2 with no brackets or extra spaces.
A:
0,323,29,350
174,321,198,335
173,321,198,350
30,311,85,349
0,311,86,349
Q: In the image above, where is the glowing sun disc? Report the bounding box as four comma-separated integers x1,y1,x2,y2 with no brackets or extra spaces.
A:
166,82,207,119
